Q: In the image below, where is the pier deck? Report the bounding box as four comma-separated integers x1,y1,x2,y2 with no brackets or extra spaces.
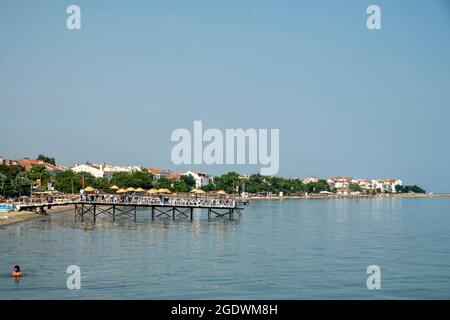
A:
14,195,247,221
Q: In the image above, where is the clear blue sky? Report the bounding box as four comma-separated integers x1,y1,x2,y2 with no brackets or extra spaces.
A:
1,1,449,191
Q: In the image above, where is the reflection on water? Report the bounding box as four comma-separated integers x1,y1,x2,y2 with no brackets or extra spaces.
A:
0,198,449,299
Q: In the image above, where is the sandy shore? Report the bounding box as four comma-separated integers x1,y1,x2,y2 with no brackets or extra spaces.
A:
0,205,73,228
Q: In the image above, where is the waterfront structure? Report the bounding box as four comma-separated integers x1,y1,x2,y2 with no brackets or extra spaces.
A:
15,194,246,221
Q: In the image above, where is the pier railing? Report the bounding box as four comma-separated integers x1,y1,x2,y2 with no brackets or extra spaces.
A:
78,194,236,208
12,193,238,208
8,193,245,220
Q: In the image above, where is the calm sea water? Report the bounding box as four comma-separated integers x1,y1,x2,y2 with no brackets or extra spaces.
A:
0,198,449,299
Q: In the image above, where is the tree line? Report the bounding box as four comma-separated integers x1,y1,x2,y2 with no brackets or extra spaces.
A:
0,155,426,197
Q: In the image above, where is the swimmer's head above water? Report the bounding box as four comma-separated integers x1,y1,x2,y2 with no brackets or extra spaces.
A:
11,265,23,277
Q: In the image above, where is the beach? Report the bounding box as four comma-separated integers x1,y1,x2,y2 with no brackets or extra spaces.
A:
0,205,73,227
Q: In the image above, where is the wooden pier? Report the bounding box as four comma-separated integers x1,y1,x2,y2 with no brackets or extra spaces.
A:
74,201,244,222
15,195,247,222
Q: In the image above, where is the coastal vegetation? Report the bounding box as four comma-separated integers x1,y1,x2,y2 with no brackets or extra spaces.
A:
0,155,427,197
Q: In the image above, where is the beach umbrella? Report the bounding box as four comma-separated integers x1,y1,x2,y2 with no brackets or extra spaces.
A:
109,185,120,190
83,186,96,193
125,187,135,192
135,187,145,192
194,189,206,194
116,188,127,194
158,188,172,194
190,188,199,193
146,188,159,194
216,190,227,195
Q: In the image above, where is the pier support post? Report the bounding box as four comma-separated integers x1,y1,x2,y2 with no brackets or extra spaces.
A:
93,204,96,223
151,206,155,220
190,208,193,220
112,205,116,222
134,205,137,222
172,207,176,220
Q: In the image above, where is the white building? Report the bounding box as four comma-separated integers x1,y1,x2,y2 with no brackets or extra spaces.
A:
99,164,140,174
71,163,142,179
183,171,211,188
303,176,319,184
380,179,403,193
71,164,105,178
327,177,352,189
96,164,141,179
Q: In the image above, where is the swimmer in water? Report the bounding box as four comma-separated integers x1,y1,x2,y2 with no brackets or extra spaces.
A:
11,265,23,277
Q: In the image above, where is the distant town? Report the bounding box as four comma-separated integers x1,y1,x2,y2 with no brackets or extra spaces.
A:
0,154,426,199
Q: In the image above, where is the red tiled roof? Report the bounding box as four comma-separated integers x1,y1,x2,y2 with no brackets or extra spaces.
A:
17,159,62,171
148,167,169,174
167,173,182,179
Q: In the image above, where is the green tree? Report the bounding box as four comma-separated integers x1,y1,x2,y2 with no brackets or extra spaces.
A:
155,177,173,190
403,185,426,194
54,170,96,193
180,175,196,189
91,177,110,191
213,172,242,193
27,165,52,185
0,164,26,197
349,183,363,192
110,171,154,188
54,170,79,194
305,180,330,193
36,154,56,165
14,172,32,196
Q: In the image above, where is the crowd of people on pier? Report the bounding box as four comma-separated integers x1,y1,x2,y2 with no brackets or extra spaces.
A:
78,193,235,208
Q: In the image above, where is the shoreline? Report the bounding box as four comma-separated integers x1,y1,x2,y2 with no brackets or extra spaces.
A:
243,193,450,201
0,205,74,228
1,193,448,227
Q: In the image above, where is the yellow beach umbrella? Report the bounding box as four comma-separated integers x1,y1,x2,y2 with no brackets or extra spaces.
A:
116,188,127,193
126,187,135,192
83,186,96,193
146,188,159,194
216,190,227,195
194,189,206,194
109,185,120,190
190,188,199,193
135,187,145,192
158,188,172,194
